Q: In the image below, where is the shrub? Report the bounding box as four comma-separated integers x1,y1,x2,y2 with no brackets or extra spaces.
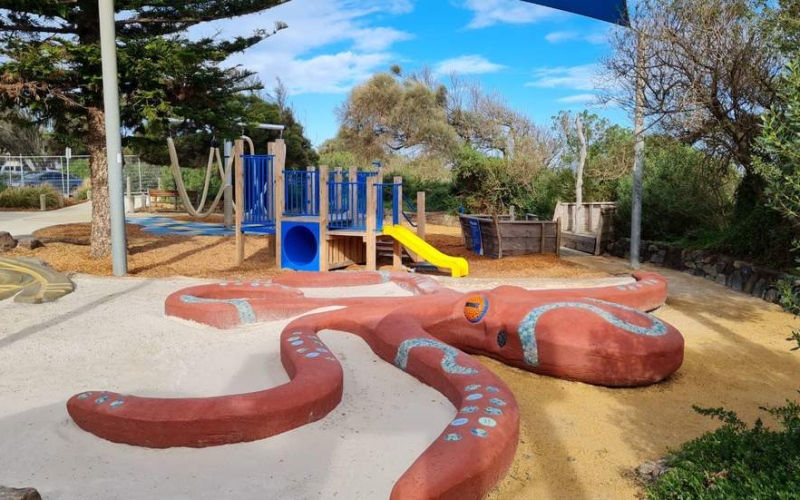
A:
73,179,91,201
385,173,460,213
647,400,800,499
159,166,222,199
0,185,64,209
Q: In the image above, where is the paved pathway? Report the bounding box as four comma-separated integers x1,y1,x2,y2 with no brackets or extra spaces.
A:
0,203,91,238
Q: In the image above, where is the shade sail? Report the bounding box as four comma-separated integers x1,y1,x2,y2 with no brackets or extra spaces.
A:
520,0,630,26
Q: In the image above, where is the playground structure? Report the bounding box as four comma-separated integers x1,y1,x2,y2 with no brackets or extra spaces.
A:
0,256,74,303
67,270,684,500
553,201,616,255
233,138,469,277
459,214,562,259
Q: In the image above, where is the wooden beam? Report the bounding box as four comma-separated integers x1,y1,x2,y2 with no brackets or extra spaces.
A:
416,191,426,239
234,139,245,266
319,165,330,272
492,214,503,260
365,176,377,271
274,139,286,269
556,217,562,257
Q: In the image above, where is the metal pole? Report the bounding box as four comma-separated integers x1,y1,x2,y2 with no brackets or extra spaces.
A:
630,31,647,269
99,0,128,275
224,140,233,227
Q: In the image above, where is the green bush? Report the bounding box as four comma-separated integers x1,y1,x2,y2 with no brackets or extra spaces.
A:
0,179,7,193
159,166,222,199
647,400,800,499
0,185,64,209
385,173,460,213
73,179,91,202
519,167,575,220
615,137,737,243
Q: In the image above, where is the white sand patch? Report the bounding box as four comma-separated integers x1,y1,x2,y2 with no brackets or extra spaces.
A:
0,276,453,499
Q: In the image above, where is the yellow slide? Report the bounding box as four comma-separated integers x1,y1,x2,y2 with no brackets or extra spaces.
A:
383,225,469,278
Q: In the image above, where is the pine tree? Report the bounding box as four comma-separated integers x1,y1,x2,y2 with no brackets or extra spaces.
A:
0,1,290,257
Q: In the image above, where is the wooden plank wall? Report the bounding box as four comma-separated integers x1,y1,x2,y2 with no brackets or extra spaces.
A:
553,202,616,234
458,215,559,258
328,236,366,269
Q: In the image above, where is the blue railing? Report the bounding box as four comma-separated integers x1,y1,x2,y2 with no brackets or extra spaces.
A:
402,192,418,228
242,155,275,233
284,169,319,217
328,181,366,230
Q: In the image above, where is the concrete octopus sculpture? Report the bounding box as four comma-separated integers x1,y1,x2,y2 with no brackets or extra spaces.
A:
67,271,684,500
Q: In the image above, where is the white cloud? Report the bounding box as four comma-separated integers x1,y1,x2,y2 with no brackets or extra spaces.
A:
526,64,600,91
188,0,414,95
545,30,608,45
459,0,560,29
433,55,505,76
557,93,597,104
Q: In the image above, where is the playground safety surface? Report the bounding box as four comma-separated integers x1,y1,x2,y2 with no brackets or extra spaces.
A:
8,221,607,280
0,262,796,499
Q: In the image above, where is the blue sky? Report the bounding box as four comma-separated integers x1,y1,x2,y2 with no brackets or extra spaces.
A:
191,0,630,146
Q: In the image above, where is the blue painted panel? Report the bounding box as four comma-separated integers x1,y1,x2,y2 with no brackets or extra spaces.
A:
468,218,483,255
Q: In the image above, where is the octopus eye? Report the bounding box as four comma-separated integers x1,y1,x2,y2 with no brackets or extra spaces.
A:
497,329,507,348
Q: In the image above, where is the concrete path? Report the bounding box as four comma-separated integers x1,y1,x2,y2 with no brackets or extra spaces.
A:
0,203,91,238
0,198,148,238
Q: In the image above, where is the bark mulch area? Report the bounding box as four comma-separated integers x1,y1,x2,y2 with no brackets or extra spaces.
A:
8,221,604,280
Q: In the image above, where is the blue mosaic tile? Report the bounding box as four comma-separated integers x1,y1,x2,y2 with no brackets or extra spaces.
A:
394,338,478,375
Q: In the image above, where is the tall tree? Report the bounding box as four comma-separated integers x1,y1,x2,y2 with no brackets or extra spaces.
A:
604,0,780,174
0,1,289,257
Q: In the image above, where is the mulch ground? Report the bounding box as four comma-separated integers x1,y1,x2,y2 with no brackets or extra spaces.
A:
8,219,605,280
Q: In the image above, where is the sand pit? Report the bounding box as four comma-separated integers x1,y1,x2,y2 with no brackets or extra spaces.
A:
0,256,797,499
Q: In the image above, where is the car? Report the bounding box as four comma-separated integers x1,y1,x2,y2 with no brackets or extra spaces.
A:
11,170,84,195
1,162,34,183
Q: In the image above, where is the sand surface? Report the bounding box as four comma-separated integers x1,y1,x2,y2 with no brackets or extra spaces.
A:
1,261,798,500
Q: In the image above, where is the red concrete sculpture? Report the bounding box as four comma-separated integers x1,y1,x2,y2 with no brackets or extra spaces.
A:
67,271,684,500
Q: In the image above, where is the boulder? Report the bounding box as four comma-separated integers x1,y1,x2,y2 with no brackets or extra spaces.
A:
743,273,759,295
752,278,767,299
716,274,727,285
16,238,43,250
740,264,753,284
0,486,41,500
729,270,744,292
636,459,670,482
650,253,664,264
0,232,16,252
764,288,779,303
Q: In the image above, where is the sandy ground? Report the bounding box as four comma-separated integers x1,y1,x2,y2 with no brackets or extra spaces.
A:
6,222,605,280
0,278,455,499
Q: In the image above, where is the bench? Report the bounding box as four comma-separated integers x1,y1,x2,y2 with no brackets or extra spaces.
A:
148,189,198,211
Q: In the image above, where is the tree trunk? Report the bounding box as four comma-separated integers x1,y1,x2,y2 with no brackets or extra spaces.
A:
87,106,111,258
574,115,587,233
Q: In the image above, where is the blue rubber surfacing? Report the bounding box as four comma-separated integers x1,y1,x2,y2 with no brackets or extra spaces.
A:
127,217,235,237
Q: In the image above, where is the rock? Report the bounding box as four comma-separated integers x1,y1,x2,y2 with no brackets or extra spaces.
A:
702,254,717,265
636,459,670,482
703,264,718,278
729,270,743,292
684,261,696,270
740,264,753,284
693,268,706,277
765,288,779,303
733,260,744,269
743,273,759,295
650,253,664,264
0,232,16,252
0,486,42,500
648,244,659,253
716,274,727,285
658,249,667,256
753,278,767,299
16,238,43,250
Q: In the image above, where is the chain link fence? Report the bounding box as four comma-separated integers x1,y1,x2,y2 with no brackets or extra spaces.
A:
0,154,164,195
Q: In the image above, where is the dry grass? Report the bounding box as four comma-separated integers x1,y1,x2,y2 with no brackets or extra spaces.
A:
9,220,603,280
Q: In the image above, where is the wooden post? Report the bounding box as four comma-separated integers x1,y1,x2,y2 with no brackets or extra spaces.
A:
594,210,604,256
234,139,245,266
540,221,546,254
348,165,357,183
39,194,46,211
365,176,377,271
492,214,503,260
556,217,562,257
319,165,330,272
392,176,403,272
509,205,516,221
274,139,286,269
416,191,426,239
126,176,133,213
377,165,384,184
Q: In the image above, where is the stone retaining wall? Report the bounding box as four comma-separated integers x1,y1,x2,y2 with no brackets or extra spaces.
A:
605,238,789,304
